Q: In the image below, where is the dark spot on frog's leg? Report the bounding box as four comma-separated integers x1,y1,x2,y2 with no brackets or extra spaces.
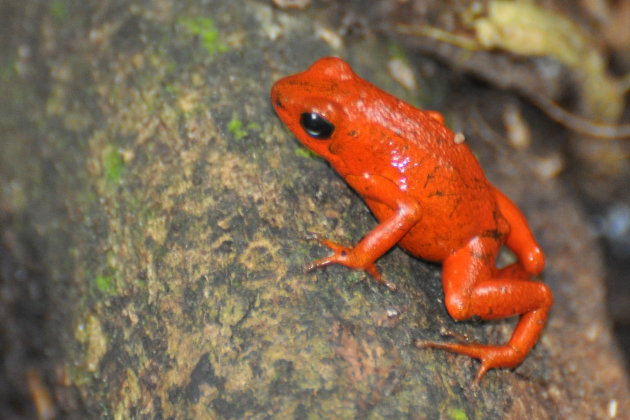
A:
470,249,495,261
481,229,504,240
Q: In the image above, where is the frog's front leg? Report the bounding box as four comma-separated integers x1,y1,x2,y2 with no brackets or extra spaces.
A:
307,173,421,291
416,235,553,383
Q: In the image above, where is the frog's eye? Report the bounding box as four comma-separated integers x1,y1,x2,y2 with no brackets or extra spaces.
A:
300,112,334,140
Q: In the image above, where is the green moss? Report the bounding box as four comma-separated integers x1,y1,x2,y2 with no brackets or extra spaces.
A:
179,16,228,56
69,246,79,258
448,407,468,420
95,273,115,294
49,0,69,20
1,57,15,81
247,122,261,131
294,147,317,159
163,84,178,95
227,117,247,140
104,146,124,184
387,42,408,60
50,1,68,20
226,119,261,141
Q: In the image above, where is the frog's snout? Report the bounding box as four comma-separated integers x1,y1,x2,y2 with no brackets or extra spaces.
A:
270,82,285,111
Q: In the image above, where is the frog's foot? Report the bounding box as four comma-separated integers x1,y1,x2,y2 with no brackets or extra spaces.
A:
414,339,524,384
305,235,397,291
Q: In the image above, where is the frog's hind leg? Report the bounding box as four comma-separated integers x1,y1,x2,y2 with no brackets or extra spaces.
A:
416,236,553,383
493,186,545,275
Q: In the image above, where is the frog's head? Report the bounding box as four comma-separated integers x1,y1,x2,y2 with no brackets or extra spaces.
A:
271,57,358,162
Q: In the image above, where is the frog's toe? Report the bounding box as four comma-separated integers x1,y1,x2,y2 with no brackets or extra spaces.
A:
365,264,396,290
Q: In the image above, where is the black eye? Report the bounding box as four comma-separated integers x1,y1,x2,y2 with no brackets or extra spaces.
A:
300,112,334,139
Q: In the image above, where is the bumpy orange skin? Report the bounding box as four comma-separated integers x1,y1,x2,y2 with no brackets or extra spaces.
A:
271,57,553,382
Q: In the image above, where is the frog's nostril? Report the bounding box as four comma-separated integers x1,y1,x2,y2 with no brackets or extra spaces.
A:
274,97,285,109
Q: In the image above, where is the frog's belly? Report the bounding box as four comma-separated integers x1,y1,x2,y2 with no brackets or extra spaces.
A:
366,195,501,262
398,222,476,262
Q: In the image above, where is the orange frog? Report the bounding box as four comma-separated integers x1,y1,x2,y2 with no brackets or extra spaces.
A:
271,57,553,382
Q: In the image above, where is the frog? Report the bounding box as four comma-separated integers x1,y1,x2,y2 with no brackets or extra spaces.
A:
271,57,553,382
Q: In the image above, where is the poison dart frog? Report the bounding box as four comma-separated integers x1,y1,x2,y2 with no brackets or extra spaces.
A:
271,57,553,382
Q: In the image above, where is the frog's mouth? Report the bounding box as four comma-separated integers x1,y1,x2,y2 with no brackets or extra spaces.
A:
271,94,290,124
270,81,291,117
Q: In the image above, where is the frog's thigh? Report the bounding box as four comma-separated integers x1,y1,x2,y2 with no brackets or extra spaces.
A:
442,236,552,322
441,236,498,321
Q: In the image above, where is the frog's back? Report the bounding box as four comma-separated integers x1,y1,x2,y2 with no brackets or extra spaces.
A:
403,154,501,261
365,148,501,262
357,99,503,261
